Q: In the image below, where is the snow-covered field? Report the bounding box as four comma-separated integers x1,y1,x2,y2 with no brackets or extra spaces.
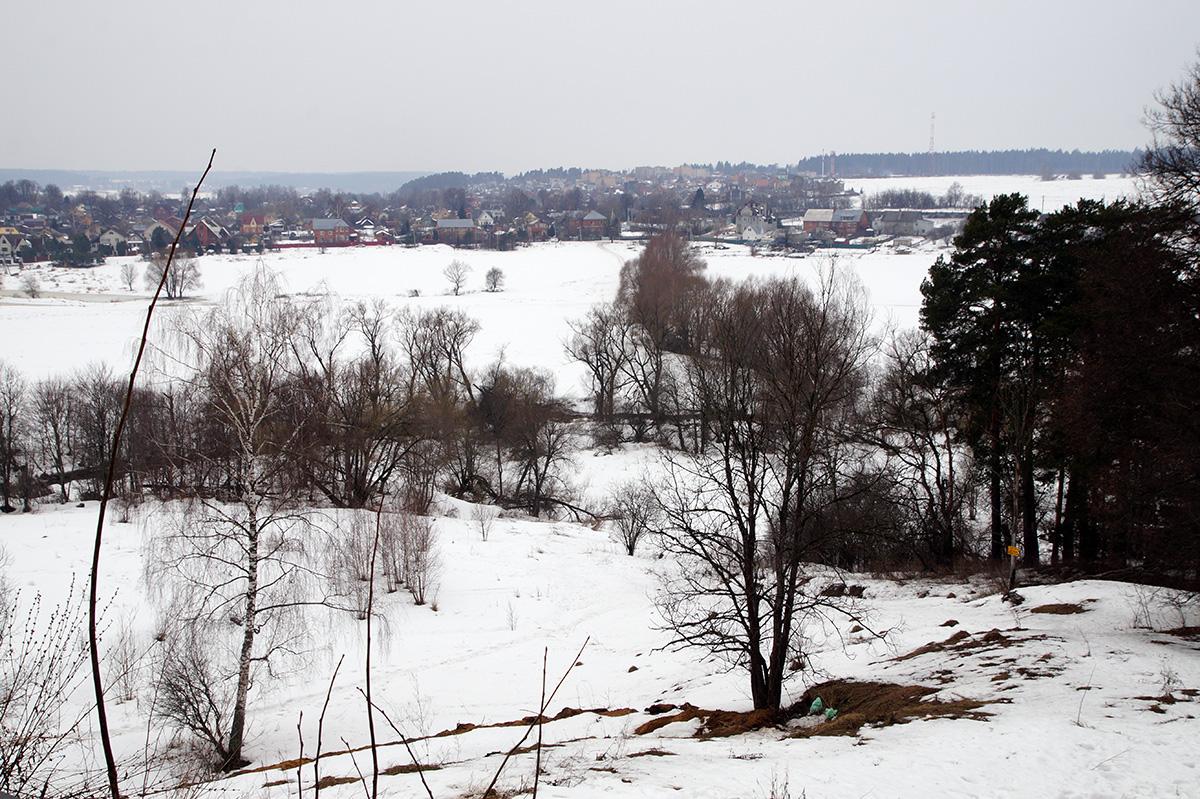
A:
4,173,1199,799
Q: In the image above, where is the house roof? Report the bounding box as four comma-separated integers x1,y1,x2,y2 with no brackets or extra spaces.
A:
832,209,866,223
436,218,475,229
802,209,835,223
312,218,350,230
582,210,606,221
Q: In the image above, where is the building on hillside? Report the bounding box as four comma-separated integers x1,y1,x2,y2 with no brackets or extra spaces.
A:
186,218,229,250
436,218,477,244
525,215,549,241
98,228,127,252
801,208,835,234
873,210,925,236
0,226,26,262
831,209,869,238
312,218,353,246
240,214,266,237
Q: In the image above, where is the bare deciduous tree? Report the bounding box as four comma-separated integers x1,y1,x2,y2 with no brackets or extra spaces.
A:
120,263,137,292
149,265,321,770
608,479,658,555
484,267,505,292
443,259,471,296
653,269,877,711
565,302,632,422
144,251,202,299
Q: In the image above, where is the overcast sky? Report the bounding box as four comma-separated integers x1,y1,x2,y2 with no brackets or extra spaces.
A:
5,0,1199,176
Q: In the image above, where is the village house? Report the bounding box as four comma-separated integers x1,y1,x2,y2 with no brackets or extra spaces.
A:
0,226,26,262
240,214,266,237
186,218,229,250
525,214,550,241
801,208,835,234
312,218,353,247
831,209,869,238
436,218,476,244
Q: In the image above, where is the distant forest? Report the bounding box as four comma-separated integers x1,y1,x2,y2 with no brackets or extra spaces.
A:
792,149,1139,178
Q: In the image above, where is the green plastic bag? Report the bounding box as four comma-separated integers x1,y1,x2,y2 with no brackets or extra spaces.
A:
809,697,824,715
825,708,837,720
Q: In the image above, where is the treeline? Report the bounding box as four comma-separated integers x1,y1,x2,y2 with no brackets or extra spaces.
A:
862,182,984,210
564,217,1199,580
794,148,1139,178
0,271,579,521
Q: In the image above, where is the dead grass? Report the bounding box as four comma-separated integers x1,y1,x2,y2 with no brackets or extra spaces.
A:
633,680,992,741
381,762,443,776
789,680,992,738
1029,603,1087,615
893,627,1047,663
315,775,359,789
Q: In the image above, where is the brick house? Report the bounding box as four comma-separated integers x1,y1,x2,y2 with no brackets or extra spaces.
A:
186,218,228,250
525,215,549,241
801,208,835,234
436,218,476,244
831,209,868,238
312,219,353,246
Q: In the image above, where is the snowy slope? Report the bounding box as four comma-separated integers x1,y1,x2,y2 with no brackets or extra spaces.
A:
4,173,1199,798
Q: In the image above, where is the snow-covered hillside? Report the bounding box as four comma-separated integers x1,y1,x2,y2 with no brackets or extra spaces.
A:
4,173,1198,798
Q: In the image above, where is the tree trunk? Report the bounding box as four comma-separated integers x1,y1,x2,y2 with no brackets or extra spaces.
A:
1021,453,1038,566
224,506,259,771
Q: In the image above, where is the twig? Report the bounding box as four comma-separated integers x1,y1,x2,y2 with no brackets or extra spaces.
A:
315,654,345,799
362,694,436,799
481,637,589,799
1090,748,1131,770
533,647,547,798
88,148,215,799
1076,664,1097,727
366,497,384,799
297,711,305,799
342,738,371,799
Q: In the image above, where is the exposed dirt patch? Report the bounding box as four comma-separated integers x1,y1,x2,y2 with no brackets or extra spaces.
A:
895,630,970,661
381,763,443,776
893,628,1048,663
316,775,359,789
790,680,992,738
1029,603,1087,615
634,681,992,741
628,748,676,758
1163,627,1200,641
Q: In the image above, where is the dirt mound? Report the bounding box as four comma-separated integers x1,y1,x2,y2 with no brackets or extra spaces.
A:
790,680,991,737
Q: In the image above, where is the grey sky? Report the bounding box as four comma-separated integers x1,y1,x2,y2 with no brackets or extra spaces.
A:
5,0,1198,176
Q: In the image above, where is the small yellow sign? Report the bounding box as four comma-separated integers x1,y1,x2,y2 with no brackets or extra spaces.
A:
1007,546,1020,557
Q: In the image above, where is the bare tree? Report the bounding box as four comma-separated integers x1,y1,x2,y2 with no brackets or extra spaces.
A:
861,330,975,567
120,262,137,292
19,274,40,299
144,251,202,299
149,265,319,770
31,377,74,502
0,362,25,512
443,259,472,296
484,267,505,292
1140,53,1200,210
608,479,658,555
653,269,877,711
565,302,632,422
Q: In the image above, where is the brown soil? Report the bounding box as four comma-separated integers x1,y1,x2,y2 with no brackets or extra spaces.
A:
791,680,992,737
1029,603,1087,615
